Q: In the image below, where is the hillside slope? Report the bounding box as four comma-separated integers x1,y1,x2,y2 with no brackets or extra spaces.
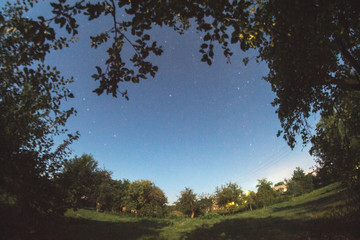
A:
178,183,360,239
2,183,360,239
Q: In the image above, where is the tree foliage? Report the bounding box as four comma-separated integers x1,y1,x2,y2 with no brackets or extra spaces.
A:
215,182,243,208
256,0,360,148
41,0,258,99
42,0,360,149
106,179,131,212
255,178,276,208
61,155,167,217
244,190,256,211
126,180,168,217
286,167,314,197
197,193,214,215
176,187,198,218
94,170,118,211
310,92,360,190
0,1,78,218
61,154,112,209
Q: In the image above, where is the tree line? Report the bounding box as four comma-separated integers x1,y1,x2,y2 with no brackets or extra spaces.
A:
60,154,168,217
56,153,316,219
175,166,316,218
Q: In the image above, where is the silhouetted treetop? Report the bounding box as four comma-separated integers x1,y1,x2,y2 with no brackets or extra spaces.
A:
40,0,360,149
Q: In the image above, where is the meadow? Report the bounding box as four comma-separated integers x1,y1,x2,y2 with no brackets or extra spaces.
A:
2,182,359,240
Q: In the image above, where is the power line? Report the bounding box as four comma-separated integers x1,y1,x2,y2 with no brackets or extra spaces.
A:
247,148,292,177
237,145,291,183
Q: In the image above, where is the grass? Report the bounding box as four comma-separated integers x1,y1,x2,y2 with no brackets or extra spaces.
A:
2,183,360,239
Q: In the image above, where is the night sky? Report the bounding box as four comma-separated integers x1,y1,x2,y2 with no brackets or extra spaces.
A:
20,2,316,203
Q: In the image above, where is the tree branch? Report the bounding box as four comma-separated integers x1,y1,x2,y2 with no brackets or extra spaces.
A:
339,43,360,75
336,2,360,76
110,0,117,39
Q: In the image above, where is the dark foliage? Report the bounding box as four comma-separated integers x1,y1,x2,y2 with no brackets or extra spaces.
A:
0,1,78,221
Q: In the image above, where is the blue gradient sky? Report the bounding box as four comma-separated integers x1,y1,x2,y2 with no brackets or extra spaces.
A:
19,3,317,203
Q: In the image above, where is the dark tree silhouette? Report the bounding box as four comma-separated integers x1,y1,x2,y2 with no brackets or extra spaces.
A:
0,1,78,220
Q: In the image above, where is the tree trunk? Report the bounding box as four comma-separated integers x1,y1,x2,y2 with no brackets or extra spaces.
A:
190,200,194,218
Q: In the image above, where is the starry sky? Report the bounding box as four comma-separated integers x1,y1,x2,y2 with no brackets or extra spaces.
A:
19,2,316,203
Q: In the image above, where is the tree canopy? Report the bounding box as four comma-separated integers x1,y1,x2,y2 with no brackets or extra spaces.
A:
215,182,243,208
41,0,360,148
257,0,360,148
61,154,113,209
286,167,314,197
255,178,276,208
310,92,360,190
126,179,168,217
176,187,198,218
0,1,77,219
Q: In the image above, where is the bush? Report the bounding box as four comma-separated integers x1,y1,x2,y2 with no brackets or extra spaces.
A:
168,210,186,219
137,204,168,218
215,205,247,216
275,194,292,204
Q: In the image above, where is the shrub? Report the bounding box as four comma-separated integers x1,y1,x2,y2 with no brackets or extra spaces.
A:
168,210,186,219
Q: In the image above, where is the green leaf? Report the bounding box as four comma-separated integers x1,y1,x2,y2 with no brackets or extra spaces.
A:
95,66,102,74
242,57,249,66
201,54,208,62
60,18,66,28
91,74,99,80
209,50,214,58
204,33,211,41
240,40,247,51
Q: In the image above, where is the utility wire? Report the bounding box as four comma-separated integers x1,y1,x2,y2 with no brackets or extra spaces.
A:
237,145,291,183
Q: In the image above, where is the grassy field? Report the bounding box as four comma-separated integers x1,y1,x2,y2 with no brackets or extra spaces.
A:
2,183,360,240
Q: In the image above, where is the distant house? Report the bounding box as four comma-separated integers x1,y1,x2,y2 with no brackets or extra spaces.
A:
273,184,287,193
307,169,319,176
